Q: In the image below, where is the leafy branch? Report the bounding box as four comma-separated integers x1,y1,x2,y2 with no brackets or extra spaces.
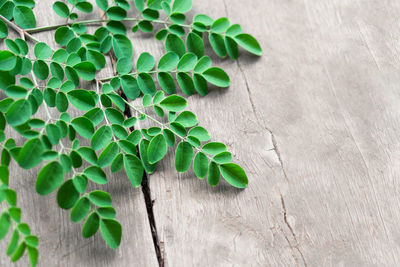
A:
0,0,262,265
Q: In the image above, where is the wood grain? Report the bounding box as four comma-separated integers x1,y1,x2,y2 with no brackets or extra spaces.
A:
147,0,400,266
2,0,400,266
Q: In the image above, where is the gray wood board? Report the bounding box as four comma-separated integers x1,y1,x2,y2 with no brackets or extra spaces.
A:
146,0,400,266
0,1,158,266
2,0,400,266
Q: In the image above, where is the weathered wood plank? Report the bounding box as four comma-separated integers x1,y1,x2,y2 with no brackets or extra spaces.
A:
147,0,400,266
0,1,158,266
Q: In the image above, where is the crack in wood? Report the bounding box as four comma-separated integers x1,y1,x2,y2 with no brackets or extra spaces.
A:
280,193,308,267
237,59,307,265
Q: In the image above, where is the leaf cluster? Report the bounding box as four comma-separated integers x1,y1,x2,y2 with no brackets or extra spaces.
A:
0,0,261,265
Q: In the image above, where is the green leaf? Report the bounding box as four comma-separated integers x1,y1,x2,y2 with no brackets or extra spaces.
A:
13,5,36,29
46,123,61,145
193,152,208,179
82,212,99,238
194,14,213,26
176,72,195,95
219,163,248,188
73,61,96,81
177,52,197,72
105,108,124,124
25,235,38,248
147,134,167,164
6,84,27,99
106,6,127,21
202,142,227,155
17,138,43,169
160,94,186,112
142,94,152,107
175,141,193,172
67,90,96,111
211,17,230,33
70,197,90,223
0,50,16,71
0,71,15,90
172,0,192,13
98,142,118,168
136,52,155,72
96,0,109,11
76,2,93,13
234,33,262,56
213,151,232,164
0,165,8,185
33,60,49,80
89,190,112,207
84,166,107,184
193,73,208,96
11,242,25,262
225,36,239,60
110,153,123,173
113,34,133,59
143,8,159,20
36,161,64,195
188,126,210,141
186,32,204,58
27,247,38,267
158,51,179,71
77,147,98,165
174,111,198,127
165,34,185,58
55,26,74,46
137,73,156,95
6,99,31,127
57,179,79,209
202,67,230,87
97,207,116,219
124,154,144,187
71,117,94,139
163,129,175,147
6,229,19,256
53,1,70,18
73,175,87,193
87,49,106,70
209,33,227,58
100,219,122,249
157,72,176,94
0,212,10,240
207,161,220,186
121,75,140,99
4,189,16,206
116,57,132,74
138,20,153,32
0,20,8,39
91,125,112,151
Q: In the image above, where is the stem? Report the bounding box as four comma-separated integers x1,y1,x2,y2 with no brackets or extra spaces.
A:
0,15,41,42
100,70,179,82
111,92,214,160
25,17,194,33
96,81,118,142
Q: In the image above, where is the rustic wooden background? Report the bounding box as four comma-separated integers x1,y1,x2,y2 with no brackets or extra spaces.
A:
1,0,400,266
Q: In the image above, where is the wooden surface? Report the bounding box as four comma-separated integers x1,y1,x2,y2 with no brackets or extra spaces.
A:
2,0,400,266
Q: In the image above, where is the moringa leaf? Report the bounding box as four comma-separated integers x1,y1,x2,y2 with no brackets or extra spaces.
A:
100,219,121,249
36,161,64,196
175,141,193,172
147,134,167,164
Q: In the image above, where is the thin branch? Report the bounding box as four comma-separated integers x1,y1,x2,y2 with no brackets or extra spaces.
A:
0,15,41,42
25,17,193,33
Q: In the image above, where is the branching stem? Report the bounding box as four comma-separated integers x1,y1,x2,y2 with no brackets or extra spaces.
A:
25,17,193,33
